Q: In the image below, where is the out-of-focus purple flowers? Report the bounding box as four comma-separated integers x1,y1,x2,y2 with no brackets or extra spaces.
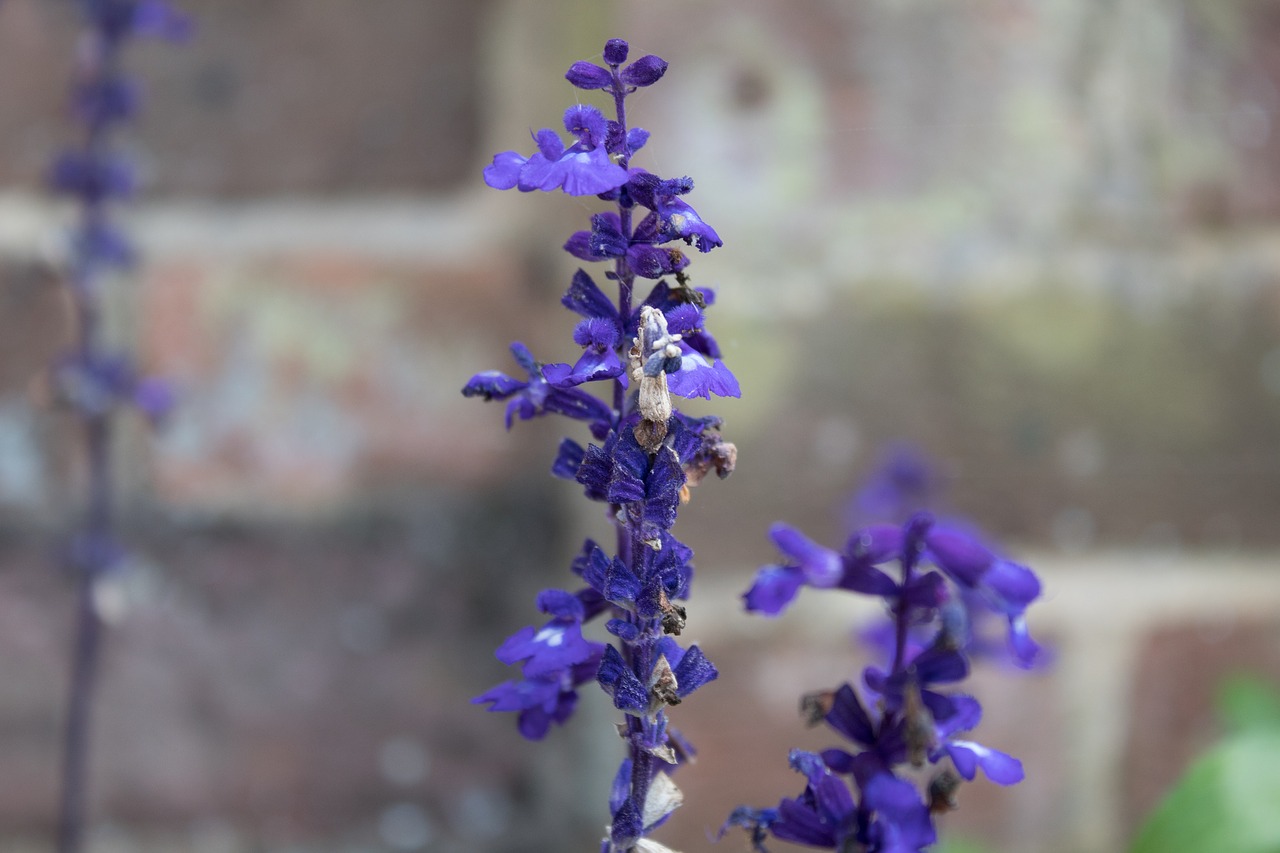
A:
730,448,1043,852
48,0,190,431
50,6,187,853
466,38,736,852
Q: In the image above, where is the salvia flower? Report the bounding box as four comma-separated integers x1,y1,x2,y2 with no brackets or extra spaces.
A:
49,5,188,853
466,38,736,852
732,508,1041,852
483,104,629,196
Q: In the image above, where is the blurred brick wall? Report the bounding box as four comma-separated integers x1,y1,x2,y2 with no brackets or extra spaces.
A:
0,1,1279,852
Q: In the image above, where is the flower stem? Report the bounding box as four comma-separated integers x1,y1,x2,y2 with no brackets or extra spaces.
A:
56,566,103,853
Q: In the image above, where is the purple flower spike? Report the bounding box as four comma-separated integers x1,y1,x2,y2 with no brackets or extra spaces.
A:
468,36,738,852
731,457,1042,853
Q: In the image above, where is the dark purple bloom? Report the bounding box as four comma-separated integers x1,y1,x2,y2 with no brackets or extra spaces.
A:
627,171,723,253
862,773,936,853
543,317,625,388
461,341,612,431
733,484,1040,851
495,606,599,678
767,750,859,849
472,650,604,740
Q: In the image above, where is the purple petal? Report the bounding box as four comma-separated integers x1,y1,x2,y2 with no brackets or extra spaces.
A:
495,619,598,677
656,197,722,252
627,243,689,279
933,694,983,738
517,151,564,192
598,644,648,713
558,147,629,196
846,524,904,563
551,438,584,480
983,559,1042,612
482,151,526,190
627,127,650,155
536,588,584,621
561,268,619,322
946,741,1024,785
826,683,876,746
925,528,995,586
563,104,610,146
534,128,565,161
769,523,842,587
1008,614,1043,668
472,677,559,714
862,773,936,851
461,370,526,401
671,644,718,698
743,565,804,615
666,349,740,400
838,557,899,596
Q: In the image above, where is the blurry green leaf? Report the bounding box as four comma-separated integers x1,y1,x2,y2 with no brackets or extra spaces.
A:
1218,674,1280,734
1130,731,1280,853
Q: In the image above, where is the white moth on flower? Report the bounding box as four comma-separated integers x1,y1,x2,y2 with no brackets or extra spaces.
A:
631,305,681,450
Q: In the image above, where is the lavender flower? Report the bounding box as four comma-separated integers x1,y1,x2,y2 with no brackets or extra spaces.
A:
47,4,187,852
467,38,738,852
731,507,1041,852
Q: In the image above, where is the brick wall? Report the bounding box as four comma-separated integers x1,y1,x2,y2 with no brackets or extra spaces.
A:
1,0,1279,851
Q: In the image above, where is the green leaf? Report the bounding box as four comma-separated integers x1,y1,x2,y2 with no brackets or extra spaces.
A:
1130,731,1280,853
1218,674,1280,734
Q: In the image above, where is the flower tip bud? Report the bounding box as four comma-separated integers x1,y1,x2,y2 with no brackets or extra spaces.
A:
603,38,630,66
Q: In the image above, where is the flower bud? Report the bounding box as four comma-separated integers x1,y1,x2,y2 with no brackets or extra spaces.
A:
621,54,668,87
565,60,612,90
603,38,629,65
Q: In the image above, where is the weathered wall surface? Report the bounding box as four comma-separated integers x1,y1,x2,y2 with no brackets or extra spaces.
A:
0,1,1279,851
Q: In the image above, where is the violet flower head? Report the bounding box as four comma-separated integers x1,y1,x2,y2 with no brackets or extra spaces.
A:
465,38,737,852
732,509,1041,852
